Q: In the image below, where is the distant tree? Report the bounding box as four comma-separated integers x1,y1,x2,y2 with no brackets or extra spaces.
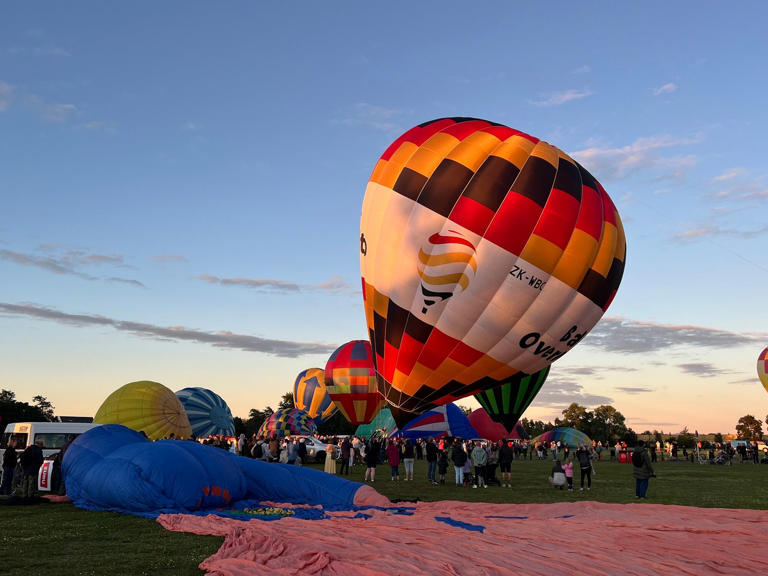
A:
520,418,553,438
654,430,664,443
590,405,627,443
713,433,723,444
0,389,54,423
735,415,764,440
677,427,695,448
621,428,638,446
555,403,590,431
315,411,356,436
278,392,295,411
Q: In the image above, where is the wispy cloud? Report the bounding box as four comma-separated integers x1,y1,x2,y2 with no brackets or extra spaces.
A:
150,254,189,264
653,82,677,96
0,302,337,358
615,386,655,394
678,362,731,377
584,316,767,354
672,224,768,241
337,103,403,133
571,134,702,182
0,82,14,111
530,89,593,107
79,120,115,132
533,377,613,408
197,273,354,294
26,94,77,123
182,121,201,131
571,65,591,75
713,168,746,182
1,248,143,286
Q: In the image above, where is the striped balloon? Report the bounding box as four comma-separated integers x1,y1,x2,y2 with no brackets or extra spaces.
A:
360,117,626,422
473,366,549,432
324,340,385,425
293,368,338,424
176,387,235,438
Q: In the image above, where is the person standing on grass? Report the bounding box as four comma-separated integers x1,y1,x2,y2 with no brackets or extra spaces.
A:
632,440,656,499
471,441,488,488
426,437,438,485
340,437,351,475
402,439,415,481
499,438,514,488
451,438,467,486
576,444,592,491
563,456,574,491
437,447,448,484
364,436,379,483
20,439,44,499
386,438,401,481
1,436,18,495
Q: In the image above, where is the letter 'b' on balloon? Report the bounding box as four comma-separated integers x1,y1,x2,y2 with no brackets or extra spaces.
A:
360,118,626,419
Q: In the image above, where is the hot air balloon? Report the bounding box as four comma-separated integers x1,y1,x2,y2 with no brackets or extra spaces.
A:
258,408,317,438
94,380,193,441
324,340,385,425
758,346,768,394
467,408,527,443
532,427,591,449
473,366,549,432
176,387,235,438
293,368,338,424
360,117,626,423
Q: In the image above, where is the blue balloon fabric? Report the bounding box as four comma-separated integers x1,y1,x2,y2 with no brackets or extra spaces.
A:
175,387,235,438
63,425,365,518
391,403,478,440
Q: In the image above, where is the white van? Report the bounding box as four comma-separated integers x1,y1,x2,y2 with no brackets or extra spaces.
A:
0,421,100,459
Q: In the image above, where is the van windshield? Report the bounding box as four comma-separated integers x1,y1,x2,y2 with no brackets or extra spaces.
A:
1,432,28,449
33,433,74,450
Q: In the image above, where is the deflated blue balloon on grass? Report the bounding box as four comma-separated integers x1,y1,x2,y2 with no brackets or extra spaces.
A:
62,425,381,518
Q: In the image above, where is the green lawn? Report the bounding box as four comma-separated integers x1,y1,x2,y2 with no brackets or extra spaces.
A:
2,457,765,576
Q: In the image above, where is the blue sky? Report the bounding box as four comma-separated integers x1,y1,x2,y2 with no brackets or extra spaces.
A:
1,2,767,434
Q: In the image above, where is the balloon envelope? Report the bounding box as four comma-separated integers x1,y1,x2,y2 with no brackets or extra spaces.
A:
258,408,317,438
324,340,385,425
473,366,549,432
355,408,396,438
467,408,527,442
176,387,235,438
94,380,192,441
360,117,626,421
391,403,477,440
293,368,338,424
532,427,591,449
758,346,768,394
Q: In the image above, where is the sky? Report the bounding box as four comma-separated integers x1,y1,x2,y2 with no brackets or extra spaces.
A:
1,2,767,435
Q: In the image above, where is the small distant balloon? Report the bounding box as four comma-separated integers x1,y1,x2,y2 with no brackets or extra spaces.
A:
258,408,318,438
758,346,768,394
324,340,385,426
293,368,338,424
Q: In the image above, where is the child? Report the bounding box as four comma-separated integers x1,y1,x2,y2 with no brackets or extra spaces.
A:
563,456,574,491
438,449,448,484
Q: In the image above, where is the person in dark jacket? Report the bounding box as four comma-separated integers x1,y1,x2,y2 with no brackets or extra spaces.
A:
340,437,351,475
499,439,514,488
450,439,468,486
632,440,656,499
364,437,379,482
576,445,592,491
20,439,44,499
1,437,19,495
425,438,439,485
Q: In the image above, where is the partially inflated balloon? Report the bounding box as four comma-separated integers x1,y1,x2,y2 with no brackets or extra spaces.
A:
360,117,625,420
324,340,385,425
474,366,549,432
293,368,338,424
94,380,193,440
258,408,317,438
758,346,768,394
176,387,235,438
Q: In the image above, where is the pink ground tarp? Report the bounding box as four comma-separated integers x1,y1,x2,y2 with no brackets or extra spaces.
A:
158,500,768,576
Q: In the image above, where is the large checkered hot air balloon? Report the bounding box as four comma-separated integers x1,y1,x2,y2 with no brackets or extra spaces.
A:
293,368,338,424
360,117,626,425
258,408,317,438
758,346,768,394
324,340,385,426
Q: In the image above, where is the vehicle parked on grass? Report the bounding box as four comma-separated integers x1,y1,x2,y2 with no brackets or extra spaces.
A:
293,436,334,463
1,421,100,459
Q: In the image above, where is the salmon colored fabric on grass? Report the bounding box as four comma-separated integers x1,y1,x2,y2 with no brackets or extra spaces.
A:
158,500,768,576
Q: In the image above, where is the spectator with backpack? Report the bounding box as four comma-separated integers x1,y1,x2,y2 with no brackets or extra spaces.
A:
632,440,656,499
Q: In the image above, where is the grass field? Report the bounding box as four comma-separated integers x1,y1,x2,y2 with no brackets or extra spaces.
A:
2,457,766,576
